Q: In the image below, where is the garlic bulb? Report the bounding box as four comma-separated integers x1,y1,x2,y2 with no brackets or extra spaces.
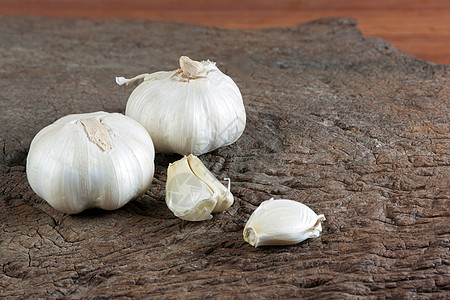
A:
116,56,246,156
26,112,155,214
243,199,325,247
165,154,233,221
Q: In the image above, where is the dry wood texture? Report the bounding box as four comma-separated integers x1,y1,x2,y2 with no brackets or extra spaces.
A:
0,16,449,298
0,0,449,64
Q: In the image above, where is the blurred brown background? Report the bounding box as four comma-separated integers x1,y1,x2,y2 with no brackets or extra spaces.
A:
1,0,449,64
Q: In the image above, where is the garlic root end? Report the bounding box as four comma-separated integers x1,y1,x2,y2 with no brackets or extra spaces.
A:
310,214,326,233
243,227,258,247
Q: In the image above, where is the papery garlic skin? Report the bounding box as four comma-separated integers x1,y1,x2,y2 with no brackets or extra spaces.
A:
186,155,233,213
243,199,325,247
165,154,233,221
26,112,155,214
118,56,246,156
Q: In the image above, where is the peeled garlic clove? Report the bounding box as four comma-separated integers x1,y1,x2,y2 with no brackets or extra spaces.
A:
165,154,233,221
26,112,155,214
243,199,325,247
117,56,246,156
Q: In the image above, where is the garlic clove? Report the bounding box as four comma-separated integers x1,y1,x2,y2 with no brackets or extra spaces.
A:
185,154,234,213
243,198,325,247
166,156,217,221
165,154,234,221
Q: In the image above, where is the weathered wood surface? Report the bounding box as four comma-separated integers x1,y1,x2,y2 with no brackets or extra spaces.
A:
0,16,449,298
2,0,450,64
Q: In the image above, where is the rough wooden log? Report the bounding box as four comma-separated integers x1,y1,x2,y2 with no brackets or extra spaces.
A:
0,16,449,298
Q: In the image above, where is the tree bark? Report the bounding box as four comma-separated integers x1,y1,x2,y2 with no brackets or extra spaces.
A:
0,16,449,298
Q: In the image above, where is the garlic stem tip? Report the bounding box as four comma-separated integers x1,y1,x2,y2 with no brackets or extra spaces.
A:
116,73,150,85
179,56,205,78
224,178,231,191
179,56,192,64
115,76,128,85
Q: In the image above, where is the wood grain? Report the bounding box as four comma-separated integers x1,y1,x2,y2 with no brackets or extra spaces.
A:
1,16,449,298
0,0,449,64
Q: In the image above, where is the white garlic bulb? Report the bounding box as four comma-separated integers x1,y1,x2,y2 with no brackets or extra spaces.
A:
243,199,325,247
165,154,233,221
26,111,155,214
116,56,246,156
